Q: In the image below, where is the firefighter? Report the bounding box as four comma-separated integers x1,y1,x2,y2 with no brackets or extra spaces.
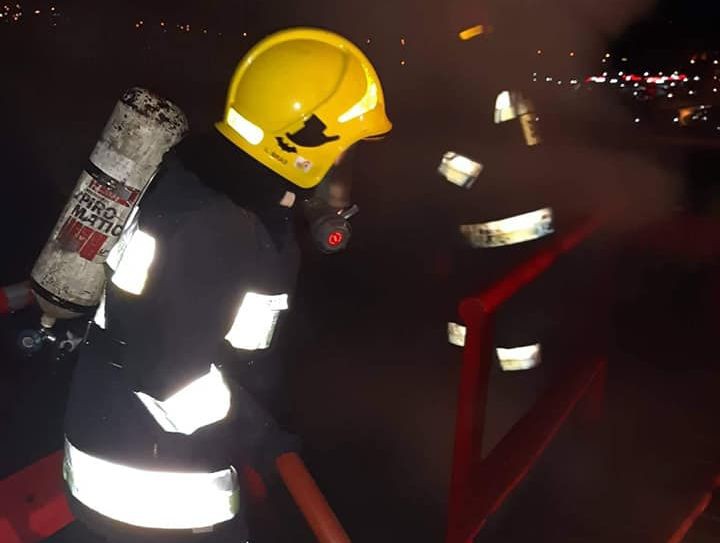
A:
62,27,391,542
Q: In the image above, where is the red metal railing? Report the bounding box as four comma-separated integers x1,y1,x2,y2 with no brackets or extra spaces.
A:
0,281,34,315
446,216,607,543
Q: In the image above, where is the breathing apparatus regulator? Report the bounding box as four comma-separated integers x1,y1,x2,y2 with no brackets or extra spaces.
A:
303,197,359,254
302,158,359,254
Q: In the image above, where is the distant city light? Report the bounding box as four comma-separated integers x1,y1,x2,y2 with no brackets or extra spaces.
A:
673,117,679,123
634,118,640,123
400,37,405,45
537,49,542,55
458,25,485,41
569,51,575,57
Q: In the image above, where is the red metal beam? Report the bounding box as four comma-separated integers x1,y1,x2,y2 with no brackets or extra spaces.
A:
665,472,720,543
0,451,72,543
456,357,607,543
446,217,603,543
471,216,601,314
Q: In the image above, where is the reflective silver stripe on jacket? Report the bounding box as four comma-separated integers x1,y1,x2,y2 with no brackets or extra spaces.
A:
224,292,289,350
460,207,554,248
134,364,232,435
63,437,239,530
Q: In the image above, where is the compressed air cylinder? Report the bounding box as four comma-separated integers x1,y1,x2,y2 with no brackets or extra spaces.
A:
30,88,189,326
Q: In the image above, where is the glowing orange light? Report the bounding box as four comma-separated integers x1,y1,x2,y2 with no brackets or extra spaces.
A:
458,25,485,41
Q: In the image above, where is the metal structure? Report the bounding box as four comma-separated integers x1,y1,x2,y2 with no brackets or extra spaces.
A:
0,281,34,315
445,216,607,543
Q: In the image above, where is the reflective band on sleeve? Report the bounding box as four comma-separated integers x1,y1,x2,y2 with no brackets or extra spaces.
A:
134,365,231,435
93,291,106,329
460,207,554,248
110,229,156,295
494,90,533,123
63,438,238,530
224,292,289,350
447,322,467,347
438,152,483,189
496,344,542,371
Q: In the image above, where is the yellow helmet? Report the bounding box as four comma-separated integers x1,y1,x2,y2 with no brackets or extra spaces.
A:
216,27,392,189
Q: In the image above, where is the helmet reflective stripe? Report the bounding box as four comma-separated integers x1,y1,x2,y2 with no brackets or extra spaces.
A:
225,292,288,350
134,364,231,435
227,107,264,145
64,437,238,529
338,78,378,123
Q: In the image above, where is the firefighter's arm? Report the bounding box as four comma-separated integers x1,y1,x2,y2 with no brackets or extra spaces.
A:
123,201,256,403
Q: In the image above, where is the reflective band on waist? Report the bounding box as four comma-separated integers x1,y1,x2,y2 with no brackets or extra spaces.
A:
63,438,238,530
460,207,554,248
